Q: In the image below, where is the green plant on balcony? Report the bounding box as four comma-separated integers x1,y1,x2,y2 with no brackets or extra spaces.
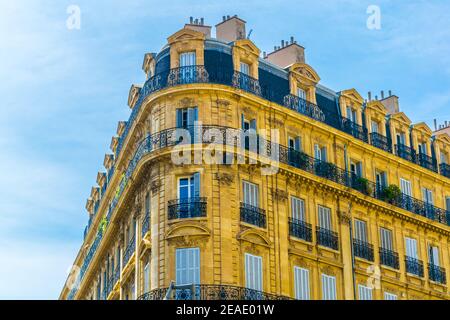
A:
355,177,372,195
315,161,337,178
98,216,107,235
382,184,402,204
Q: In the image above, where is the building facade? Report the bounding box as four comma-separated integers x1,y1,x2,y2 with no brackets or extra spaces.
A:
60,16,450,300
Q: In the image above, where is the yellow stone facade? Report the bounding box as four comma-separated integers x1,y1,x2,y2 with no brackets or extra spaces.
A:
61,17,450,301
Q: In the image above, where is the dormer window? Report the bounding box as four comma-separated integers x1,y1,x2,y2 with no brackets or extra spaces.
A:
240,62,250,75
418,142,427,155
371,120,379,134
297,87,306,100
346,106,357,123
179,51,196,67
441,152,447,164
396,133,406,145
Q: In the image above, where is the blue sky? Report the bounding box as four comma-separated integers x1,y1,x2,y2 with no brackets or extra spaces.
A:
0,0,449,299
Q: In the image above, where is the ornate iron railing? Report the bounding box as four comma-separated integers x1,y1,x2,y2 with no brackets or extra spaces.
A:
370,132,391,153
167,65,209,86
439,163,450,178
168,197,207,220
352,239,374,261
405,257,424,277
395,143,415,162
283,94,326,122
316,227,339,250
141,214,150,237
289,218,312,242
379,248,399,269
122,236,136,269
240,203,266,228
341,118,368,143
416,153,437,172
428,264,446,284
138,284,293,300
232,71,261,96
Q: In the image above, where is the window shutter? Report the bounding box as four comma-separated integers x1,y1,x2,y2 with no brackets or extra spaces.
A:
358,285,373,300
405,237,418,259
294,267,310,300
250,119,257,130
318,206,331,230
176,109,183,128
321,147,327,162
245,253,263,291
314,144,321,160
446,197,450,212
321,274,336,300
429,246,440,266
295,137,301,151
354,220,367,242
193,173,200,198
380,228,393,251
384,292,397,300
291,197,305,221
241,114,245,130
144,263,150,293
176,248,200,285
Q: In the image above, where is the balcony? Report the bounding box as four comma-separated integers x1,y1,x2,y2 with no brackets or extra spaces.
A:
379,248,399,269
232,71,261,96
141,214,150,237
341,118,368,143
370,132,391,153
353,239,374,261
289,218,312,242
428,264,446,284
167,66,209,86
122,236,136,269
349,174,376,197
405,257,424,277
168,197,207,220
283,94,326,122
240,203,266,228
316,227,339,250
416,153,437,172
139,284,292,300
107,266,120,297
395,143,415,162
439,163,450,178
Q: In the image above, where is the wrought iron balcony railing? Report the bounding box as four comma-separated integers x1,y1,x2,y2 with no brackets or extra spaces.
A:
232,71,261,96
240,203,266,228
379,248,399,269
141,213,150,237
138,284,293,300
316,227,339,250
353,239,374,261
289,218,312,242
122,236,136,269
428,264,446,284
395,143,415,162
168,197,207,220
341,118,368,143
370,132,392,153
439,163,450,178
167,65,209,86
405,257,424,277
416,153,437,172
283,94,326,122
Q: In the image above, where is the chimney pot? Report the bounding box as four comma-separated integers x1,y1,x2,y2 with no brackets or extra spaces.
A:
222,16,226,21
201,18,204,25
381,90,385,99
368,91,372,101
389,90,392,96
227,15,230,19
375,95,378,100
190,16,193,24
434,119,437,131
281,40,285,47
290,36,294,44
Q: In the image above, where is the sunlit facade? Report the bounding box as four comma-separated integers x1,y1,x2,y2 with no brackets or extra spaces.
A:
60,16,450,300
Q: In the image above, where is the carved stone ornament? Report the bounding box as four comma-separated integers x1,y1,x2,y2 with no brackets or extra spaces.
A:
338,210,352,225
216,99,231,107
241,106,257,118
179,97,195,108
272,188,288,202
215,172,234,185
150,179,161,193
170,235,206,249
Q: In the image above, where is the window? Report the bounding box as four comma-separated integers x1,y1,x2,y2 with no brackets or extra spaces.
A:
245,253,263,291
346,107,357,123
178,173,200,200
321,274,337,300
294,267,310,300
145,192,150,216
354,219,368,242
418,142,427,155
143,262,150,293
243,181,259,207
288,136,301,151
297,88,306,100
176,248,200,285
358,285,373,300
375,171,387,191
405,237,418,259
314,144,327,161
176,107,198,128
421,188,433,205
396,133,406,145
384,292,398,300
131,283,136,300
350,161,363,177
371,120,379,134
380,228,393,251
400,178,412,197
291,197,305,221
441,153,447,164
179,51,196,67
318,206,332,230
240,62,250,75
428,245,440,267
446,197,450,212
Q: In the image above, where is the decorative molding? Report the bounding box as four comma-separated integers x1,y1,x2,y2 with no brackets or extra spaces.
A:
338,210,352,225
150,179,161,193
215,172,234,185
241,106,257,118
216,99,231,107
272,188,288,202
179,97,195,108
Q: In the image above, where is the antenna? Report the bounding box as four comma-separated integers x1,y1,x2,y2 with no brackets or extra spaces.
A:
247,29,253,39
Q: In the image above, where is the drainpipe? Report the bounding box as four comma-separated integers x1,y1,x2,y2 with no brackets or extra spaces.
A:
348,208,356,300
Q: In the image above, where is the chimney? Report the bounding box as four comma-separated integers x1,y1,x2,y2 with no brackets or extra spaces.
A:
380,92,400,114
434,119,437,131
381,90,385,99
185,17,211,37
215,15,246,42
266,36,305,68
368,91,372,101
